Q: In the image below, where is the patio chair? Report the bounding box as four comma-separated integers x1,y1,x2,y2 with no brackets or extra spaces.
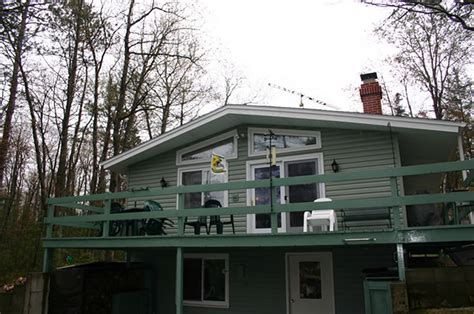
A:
183,209,209,235
303,198,337,232
143,200,174,235
108,202,125,236
206,199,235,234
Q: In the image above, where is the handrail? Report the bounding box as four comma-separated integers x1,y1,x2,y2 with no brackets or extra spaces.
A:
47,159,474,205
464,169,474,188
45,191,473,226
44,159,474,238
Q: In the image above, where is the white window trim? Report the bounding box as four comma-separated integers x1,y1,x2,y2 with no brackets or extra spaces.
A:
246,160,287,234
247,127,321,157
177,165,229,209
246,152,325,234
183,253,230,308
176,130,238,166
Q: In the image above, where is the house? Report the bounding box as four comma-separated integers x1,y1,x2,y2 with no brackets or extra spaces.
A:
43,73,474,314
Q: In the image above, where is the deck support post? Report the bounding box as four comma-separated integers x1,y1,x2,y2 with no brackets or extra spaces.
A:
43,204,54,273
103,200,111,237
42,248,54,273
177,194,184,236
396,243,406,281
390,177,401,229
176,247,183,314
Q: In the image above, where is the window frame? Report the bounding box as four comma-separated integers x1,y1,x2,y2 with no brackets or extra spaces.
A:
246,153,325,234
183,253,230,308
176,130,238,166
247,127,321,157
177,165,229,209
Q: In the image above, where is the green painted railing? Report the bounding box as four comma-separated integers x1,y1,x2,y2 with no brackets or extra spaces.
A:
44,160,474,241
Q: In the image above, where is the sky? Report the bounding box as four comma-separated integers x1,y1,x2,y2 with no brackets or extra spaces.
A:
197,0,395,113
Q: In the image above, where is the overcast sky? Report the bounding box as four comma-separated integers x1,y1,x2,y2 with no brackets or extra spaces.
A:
198,0,395,113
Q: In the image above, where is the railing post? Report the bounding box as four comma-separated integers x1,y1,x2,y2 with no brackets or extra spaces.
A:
102,199,111,237
177,193,184,236
175,247,183,314
45,204,54,239
396,243,406,281
42,248,54,273
270,186,278,234
390,177,401,230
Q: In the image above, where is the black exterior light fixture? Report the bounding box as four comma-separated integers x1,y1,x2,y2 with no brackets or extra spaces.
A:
160,177,168,188
331,159,339,173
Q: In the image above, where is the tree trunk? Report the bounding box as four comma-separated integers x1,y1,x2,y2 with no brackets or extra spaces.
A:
0,0,30,188
55,0,84,197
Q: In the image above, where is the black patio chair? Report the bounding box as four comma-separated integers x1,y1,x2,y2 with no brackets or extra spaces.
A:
205,199,235,234
183,209,209,235
108,202,125,236
143,200,174,235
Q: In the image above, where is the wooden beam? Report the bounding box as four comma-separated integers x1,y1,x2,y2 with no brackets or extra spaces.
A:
175,247,183,314
42,225,474,249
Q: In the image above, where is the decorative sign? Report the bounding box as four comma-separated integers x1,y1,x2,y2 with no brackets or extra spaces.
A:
211,152,227,174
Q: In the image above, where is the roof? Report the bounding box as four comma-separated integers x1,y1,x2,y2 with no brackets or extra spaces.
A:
103,104,464,172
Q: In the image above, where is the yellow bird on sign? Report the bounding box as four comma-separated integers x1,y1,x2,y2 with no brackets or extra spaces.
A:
211,152,227,174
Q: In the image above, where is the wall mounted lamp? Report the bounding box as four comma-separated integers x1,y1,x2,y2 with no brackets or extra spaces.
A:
160,177,168,188
331,159,339,173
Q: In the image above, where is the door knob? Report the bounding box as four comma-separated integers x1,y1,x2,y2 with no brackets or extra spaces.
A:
290,298,295,303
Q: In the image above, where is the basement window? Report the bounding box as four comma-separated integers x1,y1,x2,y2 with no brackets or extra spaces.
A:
183,254,229,308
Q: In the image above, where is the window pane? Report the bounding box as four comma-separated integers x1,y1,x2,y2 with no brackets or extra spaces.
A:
203,170,225,206
182,171,202,209
253,133,317,152
254,166,281,229
287,161,318,227
285,135,316,148
203,259,226,302
253,134,267,152
182,138,234,162
184,258,202,301
299,261,321,299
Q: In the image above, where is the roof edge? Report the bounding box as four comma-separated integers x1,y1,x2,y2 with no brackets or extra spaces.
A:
102,105,464,171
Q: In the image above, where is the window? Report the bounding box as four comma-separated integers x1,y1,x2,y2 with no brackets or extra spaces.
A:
248,128,321,156
183,254,229,308
179,167,227,209
177,130,238,165
246,153,325,233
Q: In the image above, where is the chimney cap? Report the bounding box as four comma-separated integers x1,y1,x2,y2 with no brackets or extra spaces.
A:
360,72,378,82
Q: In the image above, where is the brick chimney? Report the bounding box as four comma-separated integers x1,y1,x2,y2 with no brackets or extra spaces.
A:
359,72,382,115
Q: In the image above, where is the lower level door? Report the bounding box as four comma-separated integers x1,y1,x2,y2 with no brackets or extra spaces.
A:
287,253,335,314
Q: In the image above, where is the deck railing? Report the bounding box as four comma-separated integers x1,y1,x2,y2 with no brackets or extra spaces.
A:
44,159,474,243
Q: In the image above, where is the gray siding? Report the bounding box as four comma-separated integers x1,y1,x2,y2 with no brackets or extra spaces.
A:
127,126,400,233
132,245,396,314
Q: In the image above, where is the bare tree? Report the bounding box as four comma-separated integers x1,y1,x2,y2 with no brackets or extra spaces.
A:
0,0,31,189
363,0,473,31
376,10,472,119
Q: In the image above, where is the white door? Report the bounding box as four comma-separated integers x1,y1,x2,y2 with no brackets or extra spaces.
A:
287,253,335,314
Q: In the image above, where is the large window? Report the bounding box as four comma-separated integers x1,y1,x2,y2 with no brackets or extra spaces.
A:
177,130,238,165
246,153,325,233
179,167,227,209
248,128,321,157
183,254,229,308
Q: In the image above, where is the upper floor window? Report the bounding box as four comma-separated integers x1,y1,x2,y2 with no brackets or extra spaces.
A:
177,130,238,165
248,128,321,156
